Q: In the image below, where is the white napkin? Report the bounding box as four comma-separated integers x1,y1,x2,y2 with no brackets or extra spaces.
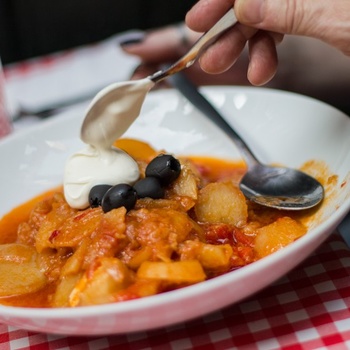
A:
5,31,142,119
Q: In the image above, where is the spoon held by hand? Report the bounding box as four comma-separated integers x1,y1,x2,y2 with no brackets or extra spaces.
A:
81,9,238,146
168,72,324,210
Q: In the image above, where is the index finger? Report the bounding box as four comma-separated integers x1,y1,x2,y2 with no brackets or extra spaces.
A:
186,0,234,32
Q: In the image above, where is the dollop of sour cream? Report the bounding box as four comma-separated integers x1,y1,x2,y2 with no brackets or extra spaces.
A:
64,78,155,209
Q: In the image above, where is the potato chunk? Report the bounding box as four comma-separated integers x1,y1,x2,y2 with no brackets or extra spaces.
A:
137,260,206,284
167,159,200,201
0,244,47,297
52,274,82,307
194,182,248,226
178,241,233,271
69,257,134,306
254,217,307,258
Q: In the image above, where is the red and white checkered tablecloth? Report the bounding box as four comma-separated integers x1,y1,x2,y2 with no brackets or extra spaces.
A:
1,231,349,350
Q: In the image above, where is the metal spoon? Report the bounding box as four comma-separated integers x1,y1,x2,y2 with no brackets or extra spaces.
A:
81,9,238,147
168,72,324,210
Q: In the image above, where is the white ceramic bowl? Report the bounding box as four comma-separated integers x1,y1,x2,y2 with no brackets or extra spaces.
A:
0,86,349,335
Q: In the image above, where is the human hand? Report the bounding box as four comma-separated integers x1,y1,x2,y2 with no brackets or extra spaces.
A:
186,0,350,85
234,0,350,56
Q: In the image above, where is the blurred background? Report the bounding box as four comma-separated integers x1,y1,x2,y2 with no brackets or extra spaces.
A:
1,0,350,116
0,0,196,64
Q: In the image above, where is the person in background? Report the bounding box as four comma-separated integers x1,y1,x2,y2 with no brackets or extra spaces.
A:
121,0,350,115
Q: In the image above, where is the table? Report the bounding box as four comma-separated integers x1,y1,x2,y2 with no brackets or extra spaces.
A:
2,33,350,350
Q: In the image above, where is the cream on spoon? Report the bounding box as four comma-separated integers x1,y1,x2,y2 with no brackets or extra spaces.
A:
80,78,155,148
63,78,154,209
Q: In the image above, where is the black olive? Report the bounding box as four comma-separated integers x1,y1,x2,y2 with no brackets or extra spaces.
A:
145,154,181,186
134,177,165,199
101,184,137,212
89,184,112,208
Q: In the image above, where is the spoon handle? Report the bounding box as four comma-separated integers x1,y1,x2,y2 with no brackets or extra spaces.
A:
150,9,237,83
168,72,260,168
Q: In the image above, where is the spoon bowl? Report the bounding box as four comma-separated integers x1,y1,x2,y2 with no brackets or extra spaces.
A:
168,73,324,210
240,164,324,210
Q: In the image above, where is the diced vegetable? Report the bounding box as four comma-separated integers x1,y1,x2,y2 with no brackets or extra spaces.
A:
178,240,233,271
168,159,200,201
69,257,134,306
254,217,307,258
0,244,47,297
194,182,248,226
52,274,82,307
137,260,206,284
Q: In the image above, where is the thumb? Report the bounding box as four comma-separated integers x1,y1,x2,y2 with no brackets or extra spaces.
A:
234,0,327,37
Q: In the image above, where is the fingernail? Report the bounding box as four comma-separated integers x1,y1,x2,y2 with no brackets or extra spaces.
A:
236,0,265,24
119,32,145,47
120,38,143,46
